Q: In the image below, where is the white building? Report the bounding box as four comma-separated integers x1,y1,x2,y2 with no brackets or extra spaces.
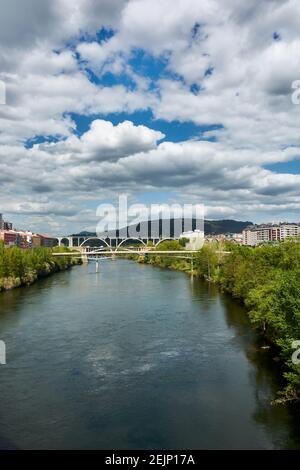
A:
280,224,300,240
179,229,204,250
243,229,258,246
243,223,300,246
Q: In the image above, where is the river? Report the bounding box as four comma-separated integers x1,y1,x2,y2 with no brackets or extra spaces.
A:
0,259,299,449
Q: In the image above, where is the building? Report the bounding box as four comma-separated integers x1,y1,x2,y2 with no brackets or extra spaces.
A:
32,235,42,247
179,229,204,250
0,227,57,249
243,223,300,246
0,230,17,247
225,232,243,244
243,229,258,246
205,232,243,244
3,221,13,230
280,224,300,240
269,226,281,242
16,231,33,249
38,234,57,248
0,213,13,231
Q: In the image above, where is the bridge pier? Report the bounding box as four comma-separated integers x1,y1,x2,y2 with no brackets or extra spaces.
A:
75,247,88,263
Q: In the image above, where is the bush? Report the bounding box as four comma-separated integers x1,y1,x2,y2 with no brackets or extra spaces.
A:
0,242,81,291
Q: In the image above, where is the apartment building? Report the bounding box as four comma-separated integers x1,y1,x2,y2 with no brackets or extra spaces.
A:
243,223,300,246
0,213,13,231
280,224,300,240
0,229,57,249
0,230,17,247
38,234,57,248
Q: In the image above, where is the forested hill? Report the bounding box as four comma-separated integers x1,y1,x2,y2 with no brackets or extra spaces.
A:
71,219,252,238
204,219,252,234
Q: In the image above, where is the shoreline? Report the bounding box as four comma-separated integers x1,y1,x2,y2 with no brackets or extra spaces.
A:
0,263,81,292
0,246,82,293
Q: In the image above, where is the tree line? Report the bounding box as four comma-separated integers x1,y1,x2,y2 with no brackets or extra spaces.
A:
0,242,81,291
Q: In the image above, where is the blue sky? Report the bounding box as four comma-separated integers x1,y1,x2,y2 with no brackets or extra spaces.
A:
265,161,300,174
0,0,300,234
64,111,222,143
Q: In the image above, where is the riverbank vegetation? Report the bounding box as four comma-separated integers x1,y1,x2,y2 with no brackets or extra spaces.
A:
0,243,81,291
138,239,300,404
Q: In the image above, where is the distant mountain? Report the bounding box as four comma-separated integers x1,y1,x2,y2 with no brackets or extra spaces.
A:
71,230,94,237
70,219,252,238
204,219,252,234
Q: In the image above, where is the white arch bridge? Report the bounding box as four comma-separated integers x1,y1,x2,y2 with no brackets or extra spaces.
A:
55,235,177,249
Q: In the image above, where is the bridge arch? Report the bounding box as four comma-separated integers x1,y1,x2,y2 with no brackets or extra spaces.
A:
155,238,177,248
53,238,60,247
79,237,111,249
60,237,70,247
116,237,147,251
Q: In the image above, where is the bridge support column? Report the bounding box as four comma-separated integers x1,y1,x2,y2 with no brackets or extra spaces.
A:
79,247,88,263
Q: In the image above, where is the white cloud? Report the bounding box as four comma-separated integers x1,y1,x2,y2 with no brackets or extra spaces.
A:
0,0,127,49
39,119,165,162
0,0,300,233
1,132,300,233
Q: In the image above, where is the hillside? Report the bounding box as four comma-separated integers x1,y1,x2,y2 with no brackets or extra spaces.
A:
70,219,252,238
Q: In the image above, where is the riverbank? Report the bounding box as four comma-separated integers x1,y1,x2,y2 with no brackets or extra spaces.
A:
0,244,82,292
131,239,300,405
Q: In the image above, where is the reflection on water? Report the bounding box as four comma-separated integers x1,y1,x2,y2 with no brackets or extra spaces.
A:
0,260,299,449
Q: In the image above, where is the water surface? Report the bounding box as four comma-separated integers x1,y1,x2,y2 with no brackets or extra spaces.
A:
0,260,299,449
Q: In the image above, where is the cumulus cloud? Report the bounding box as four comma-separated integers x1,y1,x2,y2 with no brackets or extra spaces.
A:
38,119,165,162
0,0,127,49
2,134,300,233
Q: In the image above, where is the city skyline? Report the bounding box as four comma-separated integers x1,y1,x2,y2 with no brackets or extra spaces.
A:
1,0,300,234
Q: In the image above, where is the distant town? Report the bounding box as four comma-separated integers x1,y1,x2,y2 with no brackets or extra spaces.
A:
206,222,300,246
1,212,299,249
0,213,56,249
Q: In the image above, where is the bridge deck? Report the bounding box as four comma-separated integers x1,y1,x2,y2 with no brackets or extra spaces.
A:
52,250,231,256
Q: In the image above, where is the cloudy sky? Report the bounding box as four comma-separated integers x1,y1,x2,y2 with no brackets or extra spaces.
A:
0,0,300,234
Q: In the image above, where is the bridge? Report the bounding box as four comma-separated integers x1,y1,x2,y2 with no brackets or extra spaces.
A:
53,247,199,274
53,245,231,275
55,235,173,248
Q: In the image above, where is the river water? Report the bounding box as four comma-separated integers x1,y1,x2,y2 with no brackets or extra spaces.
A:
0,260,299,449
